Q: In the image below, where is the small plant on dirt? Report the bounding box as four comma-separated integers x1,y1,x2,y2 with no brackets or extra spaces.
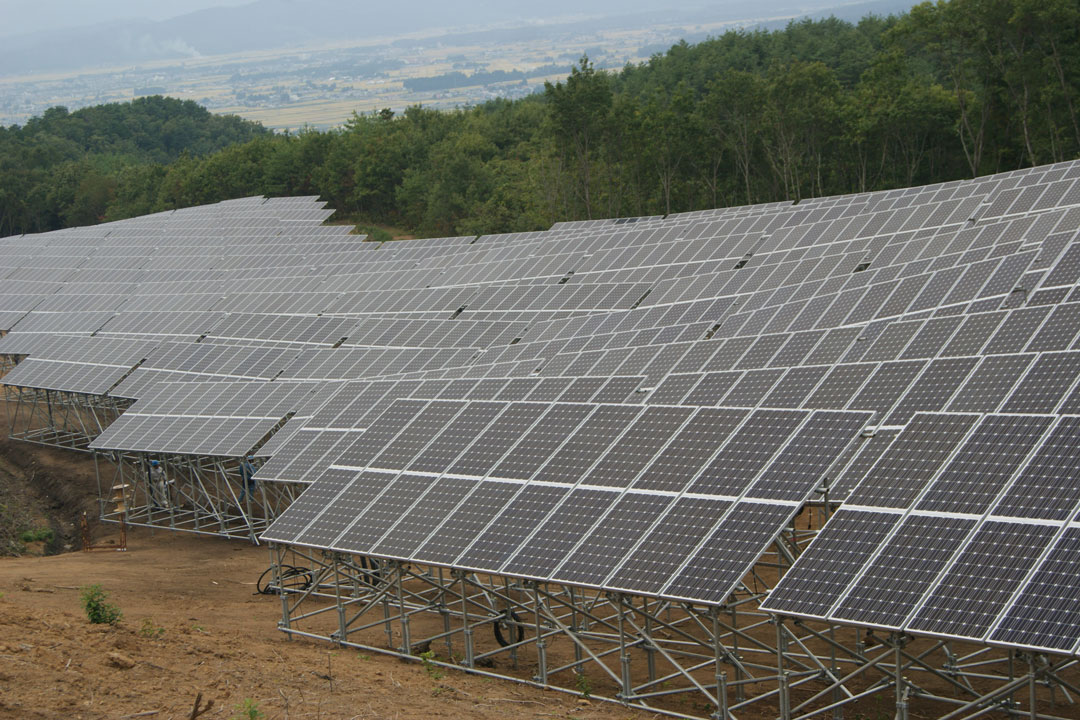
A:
231,698,265,720
357,652,370,660
419,650,444,680
575,670,592,698
139,618,165,638
79,584,121,625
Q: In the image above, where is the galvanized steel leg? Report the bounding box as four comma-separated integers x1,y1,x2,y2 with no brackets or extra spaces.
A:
458,571,474,668
533,583,548,685
617,594,631,701
395,562,411,654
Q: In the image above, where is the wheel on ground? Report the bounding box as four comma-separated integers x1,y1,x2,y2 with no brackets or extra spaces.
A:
492,610,524,647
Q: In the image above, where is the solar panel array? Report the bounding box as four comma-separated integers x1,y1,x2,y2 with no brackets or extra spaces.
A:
90,380,324,457
3,162,1080,627
762,411,1080,654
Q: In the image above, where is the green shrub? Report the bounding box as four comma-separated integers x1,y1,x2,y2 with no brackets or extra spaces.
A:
575,671,592,698
79,584,122,625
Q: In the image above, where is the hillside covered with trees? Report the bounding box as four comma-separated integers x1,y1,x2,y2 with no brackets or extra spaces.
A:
0,96,270,235
1,0,1077,238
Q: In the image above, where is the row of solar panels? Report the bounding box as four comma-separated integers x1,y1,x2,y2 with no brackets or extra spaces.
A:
261,402,871,605
4,159,1080,656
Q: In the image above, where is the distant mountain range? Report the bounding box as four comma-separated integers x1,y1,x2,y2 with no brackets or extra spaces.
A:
0,0,915,76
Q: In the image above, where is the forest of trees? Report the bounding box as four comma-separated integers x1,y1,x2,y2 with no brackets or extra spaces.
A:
1,0,1077,239
0,96,269,235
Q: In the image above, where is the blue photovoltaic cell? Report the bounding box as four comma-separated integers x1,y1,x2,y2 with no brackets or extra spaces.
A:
915,414,1053,515
762,510,901,618
845,413,979,509
553,493,673,587
992,416,1080,521
261,467,360,544
832,515,976,629
501,488,617,578
908,521,1056,639
447,403,547,477
332,473,439,554
632,407,747,492
293,471,391,548
456,484,572,571
990,528,1080,652
490,404,594,480
583,406,693,487
608,497,732,595
665,501,795,603
748,410,870,502
412,481,521,565
531,404,642,484
689,410,806,496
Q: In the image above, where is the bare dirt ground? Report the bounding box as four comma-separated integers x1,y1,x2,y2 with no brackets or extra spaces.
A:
0,527,660,720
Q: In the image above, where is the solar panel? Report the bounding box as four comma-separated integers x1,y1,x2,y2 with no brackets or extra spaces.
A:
607,496,733,594
405,401,505,473
633,407,747,492
333,399,429,469
366,401,465,471
907,521,1057,639
552,492,674,586
412,480,522,565
501,487,618,578
260,467,361,544
456,484,572,571
447,402,549,477
664,501,795,603
582,406,693,487
844,413,979,508
762,509,901,617
832,514,977,629
689,410,807,496
989,528,1080,652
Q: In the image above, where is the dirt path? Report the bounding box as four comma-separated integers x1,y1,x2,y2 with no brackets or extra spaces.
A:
0,526,659,720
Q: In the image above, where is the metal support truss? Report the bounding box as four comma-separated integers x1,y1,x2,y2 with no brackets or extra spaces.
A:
266,528,823,720
96,451,305,542
767,618,1080,720
4,385,130,451
265,510,1080,720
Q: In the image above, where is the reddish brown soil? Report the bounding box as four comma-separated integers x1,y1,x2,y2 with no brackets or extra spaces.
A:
0,527,659,720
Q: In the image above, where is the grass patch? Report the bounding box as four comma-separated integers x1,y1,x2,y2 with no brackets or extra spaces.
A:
18,527,53,544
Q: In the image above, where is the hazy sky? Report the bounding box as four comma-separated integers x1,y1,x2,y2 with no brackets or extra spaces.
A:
0,0,253,37
2,0,700,38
